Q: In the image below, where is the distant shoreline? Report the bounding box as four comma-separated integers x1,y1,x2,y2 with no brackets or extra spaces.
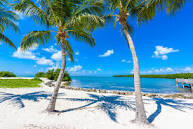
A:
113,73,193,79
1,77,193,99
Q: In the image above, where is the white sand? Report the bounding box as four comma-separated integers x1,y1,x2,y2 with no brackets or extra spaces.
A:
0,85,193,129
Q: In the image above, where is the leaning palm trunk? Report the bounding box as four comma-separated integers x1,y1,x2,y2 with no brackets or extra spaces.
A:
122,24,148,123
47,40,66,112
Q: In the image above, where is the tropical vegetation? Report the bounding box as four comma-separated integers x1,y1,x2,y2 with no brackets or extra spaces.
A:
0,0,19,48
0,0,187,126
35,69,71,82
106,0,186,123
113,73,193,79
35,72,46,78
0,79,42,88
13,0,106,112
0,71,16,77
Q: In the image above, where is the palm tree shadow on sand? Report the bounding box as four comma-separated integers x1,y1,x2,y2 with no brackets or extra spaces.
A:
0,91,64,108
58,94,136,122
147,98,193,123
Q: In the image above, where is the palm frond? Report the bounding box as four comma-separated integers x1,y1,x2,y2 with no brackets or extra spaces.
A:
51,0,74,25
13,0,50,27
21,30,52,50
74,0,104,16
108,0,121,11
0,24,5,33
0,8,18,21
134,0,187,23
0,0,8,6
66,13,105,31
68,30,95,47
103,14,114,25
0,33,16,49
150,0,187,14
0,8,19,32
0,16,19,32
64,40,74,62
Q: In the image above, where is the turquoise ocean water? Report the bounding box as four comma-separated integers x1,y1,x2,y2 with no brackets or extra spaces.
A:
70,76,192,94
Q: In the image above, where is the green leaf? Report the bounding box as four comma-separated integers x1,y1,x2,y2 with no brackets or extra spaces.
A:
21,30,52,50
0,33,16,49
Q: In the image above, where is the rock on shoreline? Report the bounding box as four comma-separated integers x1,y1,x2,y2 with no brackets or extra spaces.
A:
40,78,193,99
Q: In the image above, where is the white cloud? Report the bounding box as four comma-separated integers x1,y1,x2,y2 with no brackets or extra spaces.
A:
51,51,62,61
139,67,174,74
161,55,168,60
154,46,179,55
75,51,79,55
131,66,193,75
13,48,36,60
91,68,102,74
43,46,58,53
51,51,78,62
121,59,131,63
12,44,39,60
121,59,126,62
183,67,193,73
97,68,102,71
13,47,53,66
36,57,53,65
67,68,102,75
66,65,82,72
152,46,179,60
99,49,114,57
166,67,174,72
33,65,37,68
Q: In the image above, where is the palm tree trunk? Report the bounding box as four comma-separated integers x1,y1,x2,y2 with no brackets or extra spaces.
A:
46,39,66,112
122,24,148,124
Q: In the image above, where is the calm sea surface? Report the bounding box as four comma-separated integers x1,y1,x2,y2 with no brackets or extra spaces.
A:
70,76,192,94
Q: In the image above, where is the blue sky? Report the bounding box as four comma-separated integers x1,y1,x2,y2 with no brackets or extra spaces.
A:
0,1,193,76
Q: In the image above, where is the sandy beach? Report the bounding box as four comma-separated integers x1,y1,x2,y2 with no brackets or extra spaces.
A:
0,0,193,128
0,84,193,129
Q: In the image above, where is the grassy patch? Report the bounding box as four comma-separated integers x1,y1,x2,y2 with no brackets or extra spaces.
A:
0,79,42,88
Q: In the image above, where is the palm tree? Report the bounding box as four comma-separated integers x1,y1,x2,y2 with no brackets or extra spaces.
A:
107,0,186,124
0,0,19,48
13,0,105,112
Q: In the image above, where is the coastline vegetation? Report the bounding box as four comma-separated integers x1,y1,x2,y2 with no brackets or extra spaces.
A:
35,69,71,82
0,71,16,77
113,73,193,79
0,0,187,125
13,0,105,112
0,79,42,88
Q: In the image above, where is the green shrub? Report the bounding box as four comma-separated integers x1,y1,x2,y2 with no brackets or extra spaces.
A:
46,69,55,80
0,71,16,77
35,69,71,82
53,69,71,82
35,72,46,78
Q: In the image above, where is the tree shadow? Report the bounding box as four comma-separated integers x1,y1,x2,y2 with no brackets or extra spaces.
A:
147,98,193,123
0,91,56,108
58,94,136,122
